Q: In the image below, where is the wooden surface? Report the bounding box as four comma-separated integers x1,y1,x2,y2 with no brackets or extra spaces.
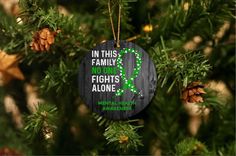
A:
78,40,157,120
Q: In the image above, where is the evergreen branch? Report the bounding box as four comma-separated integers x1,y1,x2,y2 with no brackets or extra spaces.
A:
93,113,143,153
175,138,211,156
200,88,225,110
150,38,211,92
151,0,234,43
104,121,143,153
40,60,79,95
93,113,113,127
23,104,58,143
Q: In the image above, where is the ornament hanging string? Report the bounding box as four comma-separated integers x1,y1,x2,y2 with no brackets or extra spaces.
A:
108,0,121,47
107,1,143,96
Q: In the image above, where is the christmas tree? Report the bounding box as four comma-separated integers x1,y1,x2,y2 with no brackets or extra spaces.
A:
0,0,235,155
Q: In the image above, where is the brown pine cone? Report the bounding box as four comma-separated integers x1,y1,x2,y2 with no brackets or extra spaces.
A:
181,81,206,103
30,28,60,52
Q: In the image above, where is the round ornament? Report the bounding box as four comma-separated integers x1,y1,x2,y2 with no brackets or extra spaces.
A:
78,40,157,120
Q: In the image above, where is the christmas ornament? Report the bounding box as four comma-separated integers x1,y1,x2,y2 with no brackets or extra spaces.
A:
30,28,59,52
0,147,22,156
78,40,157,120
0,50,24,85
181,81,206,103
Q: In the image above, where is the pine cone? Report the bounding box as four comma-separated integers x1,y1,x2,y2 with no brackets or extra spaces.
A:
181,81,206,103
30,28,59,52
0,147,22,156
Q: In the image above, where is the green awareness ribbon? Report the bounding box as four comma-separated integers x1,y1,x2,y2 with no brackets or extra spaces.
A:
115,48,142,96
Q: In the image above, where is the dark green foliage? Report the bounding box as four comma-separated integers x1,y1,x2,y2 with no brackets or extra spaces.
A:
23,104,57,154
40,60,79,95
150,37,211,92
151,0,233,42
0,89,31,154
175,138,211,156
23,104,57,141
197,90,235,156
104,121,143,153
